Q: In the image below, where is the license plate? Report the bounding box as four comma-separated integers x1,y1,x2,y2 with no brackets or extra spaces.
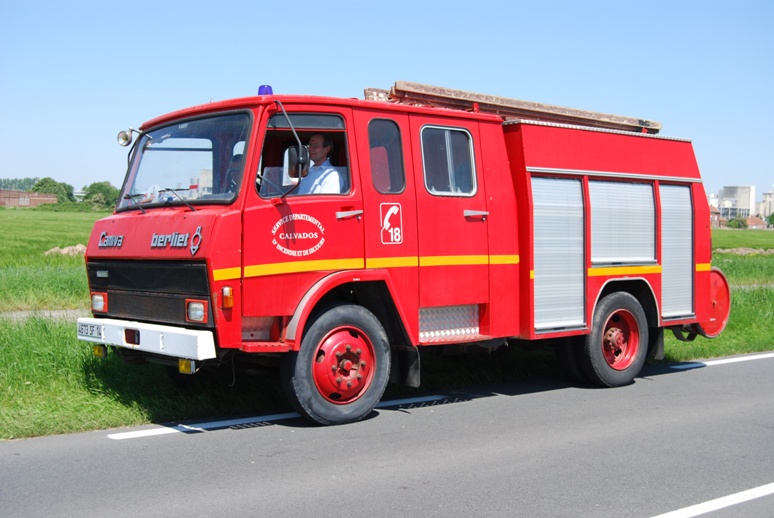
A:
78,323,103,339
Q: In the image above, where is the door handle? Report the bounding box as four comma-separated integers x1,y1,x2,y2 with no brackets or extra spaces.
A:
336,209,364,220
464,210,489,221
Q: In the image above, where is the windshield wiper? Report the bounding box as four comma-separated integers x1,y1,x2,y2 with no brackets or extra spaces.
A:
159,188,197,211
122,194,147,214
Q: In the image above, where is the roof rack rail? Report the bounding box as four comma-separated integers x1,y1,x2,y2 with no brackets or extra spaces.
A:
364,81,661,134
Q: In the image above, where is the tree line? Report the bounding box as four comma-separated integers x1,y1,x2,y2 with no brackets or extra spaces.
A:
0,177,119,209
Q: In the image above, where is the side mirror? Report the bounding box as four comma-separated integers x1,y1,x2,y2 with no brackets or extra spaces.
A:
287,145,309,178
289,145,309,169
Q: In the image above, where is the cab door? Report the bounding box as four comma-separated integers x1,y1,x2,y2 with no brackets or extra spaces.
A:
353,111,420,342
242,107,364,320
409,116,489,342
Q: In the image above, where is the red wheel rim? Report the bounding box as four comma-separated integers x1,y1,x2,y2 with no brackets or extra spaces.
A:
600,310,640,370
312,326,376,404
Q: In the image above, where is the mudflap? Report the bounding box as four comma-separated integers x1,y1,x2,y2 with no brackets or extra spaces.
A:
647,327,665,360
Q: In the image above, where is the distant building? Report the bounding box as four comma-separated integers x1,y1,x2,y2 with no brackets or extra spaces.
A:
0,189,57,208
709,205,721,227
758,189,773,220
747,216,766,229
188,168,213,199
718,185,755,219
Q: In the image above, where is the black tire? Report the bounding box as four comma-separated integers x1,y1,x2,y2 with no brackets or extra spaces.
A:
281,304,391,425
554,337,590,384
580,292,649,387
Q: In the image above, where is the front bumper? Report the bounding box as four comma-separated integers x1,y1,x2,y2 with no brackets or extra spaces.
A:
76,317,217,360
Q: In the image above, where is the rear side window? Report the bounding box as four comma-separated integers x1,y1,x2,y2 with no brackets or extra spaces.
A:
421,126,475,196
368,119,405,194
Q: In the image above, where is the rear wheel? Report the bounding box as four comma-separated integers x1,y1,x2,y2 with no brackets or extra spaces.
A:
580,292,648,387
281,304,390,425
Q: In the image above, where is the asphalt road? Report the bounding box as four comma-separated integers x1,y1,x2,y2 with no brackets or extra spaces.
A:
2,353,773,518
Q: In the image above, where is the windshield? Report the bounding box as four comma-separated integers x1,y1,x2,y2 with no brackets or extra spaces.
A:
117,113,251,211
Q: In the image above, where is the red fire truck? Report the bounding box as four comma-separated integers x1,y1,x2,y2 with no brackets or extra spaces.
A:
76,81,730,425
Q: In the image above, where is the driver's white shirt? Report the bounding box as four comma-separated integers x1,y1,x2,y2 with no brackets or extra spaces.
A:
298,160,340,194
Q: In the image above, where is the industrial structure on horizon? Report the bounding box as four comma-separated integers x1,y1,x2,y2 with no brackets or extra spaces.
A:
707,184,773,226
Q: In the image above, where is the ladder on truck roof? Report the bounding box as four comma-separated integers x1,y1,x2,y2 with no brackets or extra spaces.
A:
364,81,662,134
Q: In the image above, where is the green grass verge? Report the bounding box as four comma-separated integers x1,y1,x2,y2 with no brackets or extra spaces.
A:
0,317,289,439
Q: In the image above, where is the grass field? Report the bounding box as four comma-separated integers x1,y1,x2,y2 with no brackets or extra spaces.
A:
0,209,106,311
1,208,773,439
712,227,774,249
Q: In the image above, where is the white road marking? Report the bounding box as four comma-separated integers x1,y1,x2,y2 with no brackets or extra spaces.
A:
107,413,299,440
106,395,447,440
651,482,774,518
670,352,774,370
703,352,774,366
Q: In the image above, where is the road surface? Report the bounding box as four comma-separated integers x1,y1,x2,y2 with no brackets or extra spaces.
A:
2,353,773,518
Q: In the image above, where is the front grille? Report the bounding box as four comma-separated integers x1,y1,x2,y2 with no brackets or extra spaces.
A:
87,260,212,327
87,260,209,294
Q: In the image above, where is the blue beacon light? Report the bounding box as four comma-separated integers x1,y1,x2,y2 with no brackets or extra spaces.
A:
258,85,273,95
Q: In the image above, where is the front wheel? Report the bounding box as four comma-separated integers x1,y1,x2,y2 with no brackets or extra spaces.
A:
580,292,649,387
281,304,391,425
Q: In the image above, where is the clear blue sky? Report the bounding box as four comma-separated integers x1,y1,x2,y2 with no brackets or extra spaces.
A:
1,0,772,199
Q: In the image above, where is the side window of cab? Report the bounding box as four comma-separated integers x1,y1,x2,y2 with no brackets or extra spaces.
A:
421,126,476,196
368,119,405,194
257,113,350,198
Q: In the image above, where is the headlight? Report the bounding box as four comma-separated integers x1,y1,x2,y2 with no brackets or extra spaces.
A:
186,300,208,323
117,129,133,147
91,293,108,312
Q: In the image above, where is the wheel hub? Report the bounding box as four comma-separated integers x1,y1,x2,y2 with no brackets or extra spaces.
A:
313,328,375,404
604,327,625,358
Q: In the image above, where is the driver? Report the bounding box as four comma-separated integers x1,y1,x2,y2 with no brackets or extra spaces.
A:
297,133,341,194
